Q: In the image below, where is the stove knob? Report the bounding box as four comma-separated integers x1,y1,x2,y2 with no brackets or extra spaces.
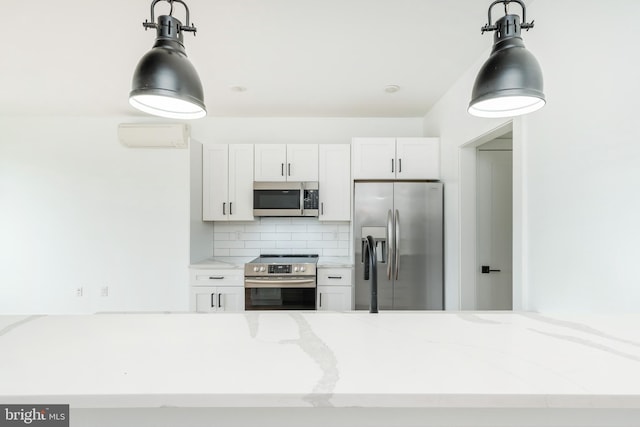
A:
253,266,259,272
260,266,266,272
300,266,306,272
293,266,299,272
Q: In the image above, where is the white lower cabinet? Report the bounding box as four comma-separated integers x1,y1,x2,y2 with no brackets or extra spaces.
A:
190,269,244,312
192,286,244,312
317,267,353,311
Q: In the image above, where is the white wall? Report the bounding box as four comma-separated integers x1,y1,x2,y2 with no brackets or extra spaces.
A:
0,117,191,314
0,116,422,314
424,0,640,313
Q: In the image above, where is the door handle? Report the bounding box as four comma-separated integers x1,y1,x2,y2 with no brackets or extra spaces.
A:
222,202,226,215
481,266,501,274
210,293,216,308
218,293,223,308
398,158,402,173
386,209,393,279
394,209,400,280
229,202,233,215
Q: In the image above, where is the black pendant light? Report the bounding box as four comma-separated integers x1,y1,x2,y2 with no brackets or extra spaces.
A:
469,0,545,118
129,0,206,120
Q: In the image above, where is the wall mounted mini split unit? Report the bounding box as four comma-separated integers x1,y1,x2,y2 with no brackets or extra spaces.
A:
117,123,190,148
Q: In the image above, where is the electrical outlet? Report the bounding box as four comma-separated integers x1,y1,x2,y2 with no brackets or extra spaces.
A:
100,286,109,297
76,287,83,297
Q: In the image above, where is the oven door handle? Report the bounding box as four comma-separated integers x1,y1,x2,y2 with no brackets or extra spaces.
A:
244,278,316,288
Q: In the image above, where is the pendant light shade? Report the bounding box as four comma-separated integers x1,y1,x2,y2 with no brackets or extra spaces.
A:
130,1,206,120
469,0,545,118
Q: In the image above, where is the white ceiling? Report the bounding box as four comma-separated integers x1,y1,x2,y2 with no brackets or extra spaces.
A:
4,0,498,118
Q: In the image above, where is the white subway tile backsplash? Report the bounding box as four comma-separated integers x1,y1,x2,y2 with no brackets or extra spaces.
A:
261,232,291,241
307,224,338,233
214,240,245,249
323,248,349,257
239,232,261,240
277,224,307,233
291,232,323,241
245,240,276,249
308,240,338,249
246,225,277,233
277,240,307,249
322,232,339,240
229,248,261,256
211,219,351,257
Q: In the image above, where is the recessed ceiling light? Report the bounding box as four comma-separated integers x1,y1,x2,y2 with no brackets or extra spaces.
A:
384,85,400,93
230,86,247,92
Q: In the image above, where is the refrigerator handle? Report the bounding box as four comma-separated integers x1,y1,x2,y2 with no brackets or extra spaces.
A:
386,209,393,280
395,209,400,280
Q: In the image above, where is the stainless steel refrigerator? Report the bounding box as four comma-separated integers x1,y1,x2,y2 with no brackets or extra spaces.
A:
354,181,444,310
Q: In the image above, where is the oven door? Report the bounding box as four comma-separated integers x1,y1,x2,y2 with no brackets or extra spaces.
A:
245,277,316,310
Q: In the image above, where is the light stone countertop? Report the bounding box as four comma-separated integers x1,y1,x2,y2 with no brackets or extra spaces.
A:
189,257,253,269
190,256,353,269
1,311,640,412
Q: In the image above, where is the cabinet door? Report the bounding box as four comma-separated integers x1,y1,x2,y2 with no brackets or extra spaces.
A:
192,287,218,312
216,286,245,312
318,144,351,221
203,144,229,221
351,138,396,179
286,144,318,181
254,144,287,181
396,137,440,180
228,144,255,221
317,286,352,311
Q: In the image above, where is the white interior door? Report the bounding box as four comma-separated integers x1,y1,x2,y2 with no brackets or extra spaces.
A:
476,143,513,310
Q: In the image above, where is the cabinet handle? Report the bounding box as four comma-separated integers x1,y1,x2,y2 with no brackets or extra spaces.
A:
399,158,402,173
218,293,222,308
229,202,233,215
321,202,324,215
209,276,224,280
223,202,226,215
328,276,343,279
210,293,216,308
281,163,284,176
319,293,322,308
288,163,291,176
391,159,394,173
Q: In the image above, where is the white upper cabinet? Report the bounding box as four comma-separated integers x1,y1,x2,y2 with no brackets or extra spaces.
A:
351,137,440,180
254,144,287,181
203,144,254,221
318,144,351,221
254,144,318,182
395,137,440,180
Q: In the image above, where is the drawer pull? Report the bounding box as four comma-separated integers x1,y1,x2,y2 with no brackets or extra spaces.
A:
328,276,343,279
209,276,225,280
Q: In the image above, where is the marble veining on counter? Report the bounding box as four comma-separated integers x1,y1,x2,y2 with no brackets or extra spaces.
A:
1,312,640,410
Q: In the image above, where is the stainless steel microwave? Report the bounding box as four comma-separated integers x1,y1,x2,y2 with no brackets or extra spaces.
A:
253,182,319,217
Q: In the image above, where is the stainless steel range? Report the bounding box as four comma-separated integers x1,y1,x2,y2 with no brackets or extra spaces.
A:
244,254,319,310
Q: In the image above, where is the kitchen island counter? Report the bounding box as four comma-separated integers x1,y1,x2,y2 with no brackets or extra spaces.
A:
1,312,639,426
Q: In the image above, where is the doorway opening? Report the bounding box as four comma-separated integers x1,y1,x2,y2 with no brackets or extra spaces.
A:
476,135,513,309
459,121,520,310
